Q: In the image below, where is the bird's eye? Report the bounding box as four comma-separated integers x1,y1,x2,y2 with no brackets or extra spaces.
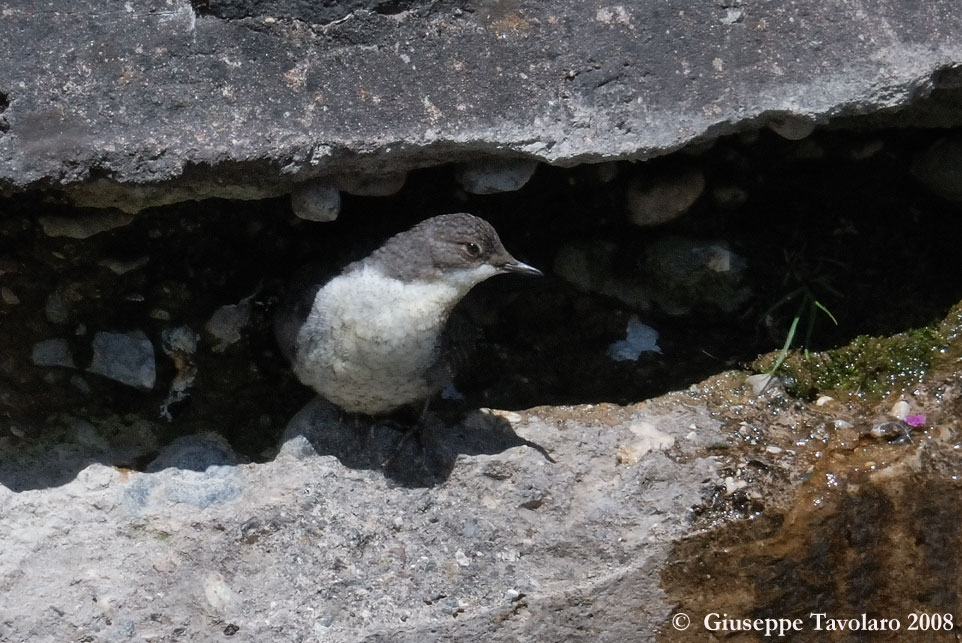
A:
462,241,483,258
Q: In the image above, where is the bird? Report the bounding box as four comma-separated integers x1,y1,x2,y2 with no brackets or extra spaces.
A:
275,213,542,419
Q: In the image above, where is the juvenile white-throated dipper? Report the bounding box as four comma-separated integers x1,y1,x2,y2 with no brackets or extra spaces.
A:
275,213,541,417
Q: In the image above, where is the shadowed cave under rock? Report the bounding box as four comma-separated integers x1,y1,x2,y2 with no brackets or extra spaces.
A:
1,124,962,485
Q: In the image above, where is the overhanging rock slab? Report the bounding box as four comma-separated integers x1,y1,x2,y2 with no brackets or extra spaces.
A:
1,0,961,199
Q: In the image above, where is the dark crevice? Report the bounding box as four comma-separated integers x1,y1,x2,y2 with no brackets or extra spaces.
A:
0,91,9,134
188,0,212,16
373,0,417,15
2,124,962,489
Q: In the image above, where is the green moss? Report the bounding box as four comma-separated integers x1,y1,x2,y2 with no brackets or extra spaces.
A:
753,322,949,401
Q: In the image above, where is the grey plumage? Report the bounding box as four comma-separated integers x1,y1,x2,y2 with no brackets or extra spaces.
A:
275,213,541,415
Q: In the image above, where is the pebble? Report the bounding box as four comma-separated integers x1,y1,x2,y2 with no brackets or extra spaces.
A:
767,115,816,140
746,373,778,395
617,421,675,464
38,211,133,239
163,326,199,356
889,400,911,420
87,330,156,390
724,476,748,495
206,301,251,352
290,179,341,222
0,286,19,305
98,256,149,275
456,158,538,194
626,167,705,226
608,315,661,361
336,172,407,197
870,421,911,442
31,338,76,369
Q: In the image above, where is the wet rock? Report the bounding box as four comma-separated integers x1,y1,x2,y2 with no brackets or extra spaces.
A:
643,236,751,315
38,211,133,239
336,172,407,197
30,338,75,369
912,136,962,202
608,315,661,361
205,301,252,352
869,420,913,442
86,330,156,390
456,159,538,195
626,167,705,226
290,179,341,222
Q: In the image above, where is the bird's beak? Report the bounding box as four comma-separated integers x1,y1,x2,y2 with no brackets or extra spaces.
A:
501,258,543,277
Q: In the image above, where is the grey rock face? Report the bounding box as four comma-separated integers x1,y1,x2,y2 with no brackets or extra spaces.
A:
0,397,722,642
2,1,961,206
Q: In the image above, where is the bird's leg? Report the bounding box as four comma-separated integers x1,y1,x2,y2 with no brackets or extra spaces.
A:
380,398,432,469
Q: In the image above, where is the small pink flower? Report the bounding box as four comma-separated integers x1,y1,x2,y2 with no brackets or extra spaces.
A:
904,414,926,427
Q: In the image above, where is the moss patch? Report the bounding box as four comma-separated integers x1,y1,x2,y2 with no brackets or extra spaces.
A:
754,300,962,401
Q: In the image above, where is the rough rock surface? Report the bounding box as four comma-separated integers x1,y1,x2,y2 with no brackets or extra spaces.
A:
0,396,723,642
1,0,961,205
4,369,961,642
